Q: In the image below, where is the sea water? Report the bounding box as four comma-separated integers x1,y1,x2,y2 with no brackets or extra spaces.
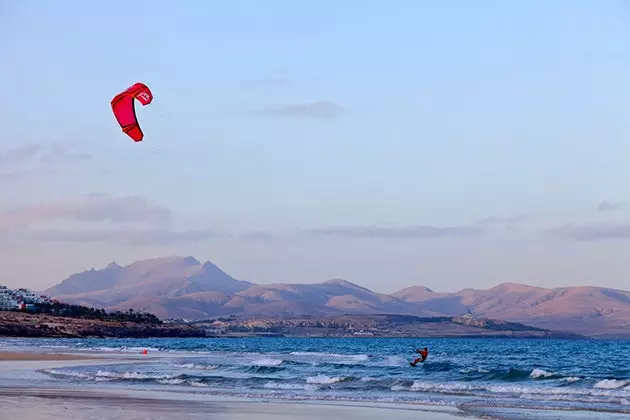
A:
1,337,629,418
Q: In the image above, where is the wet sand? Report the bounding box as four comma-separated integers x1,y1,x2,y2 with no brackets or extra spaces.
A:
0,387,464,420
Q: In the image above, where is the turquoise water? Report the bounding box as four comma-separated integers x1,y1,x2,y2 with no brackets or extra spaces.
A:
2,337,629,418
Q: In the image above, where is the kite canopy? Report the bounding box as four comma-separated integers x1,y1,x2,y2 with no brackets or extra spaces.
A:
111,82,153,142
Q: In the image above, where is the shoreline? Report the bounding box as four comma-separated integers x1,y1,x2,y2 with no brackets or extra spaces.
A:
0,349,465,420
0,351,107,361
1,346,627,420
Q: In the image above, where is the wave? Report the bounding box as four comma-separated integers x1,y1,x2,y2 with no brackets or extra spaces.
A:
289,351,370,363
172,362,218,370
34,362,630,415
594,379,629,389
251,358,283,367
305,374,349,385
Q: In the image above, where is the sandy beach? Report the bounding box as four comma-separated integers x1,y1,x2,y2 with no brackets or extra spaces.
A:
0,349,465,420
0,351,104,361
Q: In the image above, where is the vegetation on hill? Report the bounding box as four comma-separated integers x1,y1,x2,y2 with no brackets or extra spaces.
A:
14,302,162,324
0,311,205,338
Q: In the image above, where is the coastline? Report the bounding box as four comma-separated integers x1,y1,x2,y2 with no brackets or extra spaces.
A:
0,348,465,420
0,310,589,339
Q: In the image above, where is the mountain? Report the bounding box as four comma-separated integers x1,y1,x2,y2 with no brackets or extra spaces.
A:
45,256,254,319
43,256,630,337
393,282,630,338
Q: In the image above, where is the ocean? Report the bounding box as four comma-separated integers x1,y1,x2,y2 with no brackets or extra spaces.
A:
2,337,629,419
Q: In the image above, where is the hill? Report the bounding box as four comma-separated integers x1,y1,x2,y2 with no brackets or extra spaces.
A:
0,311,205,338
45,257,435,320
394,282,630,338
43,256,630,338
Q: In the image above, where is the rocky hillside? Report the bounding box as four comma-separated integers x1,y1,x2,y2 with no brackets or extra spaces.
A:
0,311,205,338
394,282,630,337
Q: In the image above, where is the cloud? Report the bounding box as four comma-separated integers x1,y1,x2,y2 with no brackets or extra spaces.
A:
597,201,625,213
0,168,60,183
0,142,93,184
0,194,172,229
258,101,344,119
0,193,239,247
40,143,93,164
0,144,44,166
0,142,92,167
238,230,274,242
546,223,630,241
24,228,222,246
306,225,484,239
473,215,529,227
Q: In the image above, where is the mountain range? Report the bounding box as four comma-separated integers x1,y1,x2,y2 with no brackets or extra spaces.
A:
43,256,630,338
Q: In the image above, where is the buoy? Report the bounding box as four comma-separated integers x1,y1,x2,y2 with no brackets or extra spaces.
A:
142,349,148,355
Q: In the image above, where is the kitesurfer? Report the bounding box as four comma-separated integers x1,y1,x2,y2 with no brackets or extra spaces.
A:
410,347,429,367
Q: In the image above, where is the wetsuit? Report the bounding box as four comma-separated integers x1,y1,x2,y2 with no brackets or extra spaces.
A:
410,348,429,367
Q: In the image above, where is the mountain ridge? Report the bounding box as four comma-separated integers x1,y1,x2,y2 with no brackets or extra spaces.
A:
42,255,630,337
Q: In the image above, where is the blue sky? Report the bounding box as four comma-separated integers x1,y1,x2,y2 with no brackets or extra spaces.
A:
1,0,630,292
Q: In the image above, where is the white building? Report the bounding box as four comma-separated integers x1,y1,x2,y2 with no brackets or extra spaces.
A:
0,286,20,310
0,285,55,310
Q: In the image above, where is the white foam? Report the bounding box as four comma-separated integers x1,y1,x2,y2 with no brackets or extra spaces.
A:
157,378,186,385
263,382,319,391
290,352,369,362
594,379,628,389
251,358,283,367
173,363,218,370
410,381,474,393
530,368,554,379
460,368,490,374
93,370,175,380
305,374,346,385
188,381,208,387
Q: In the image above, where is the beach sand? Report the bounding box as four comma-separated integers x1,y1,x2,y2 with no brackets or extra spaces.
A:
0,351,103,361
0,350,465,420
0,389,465,420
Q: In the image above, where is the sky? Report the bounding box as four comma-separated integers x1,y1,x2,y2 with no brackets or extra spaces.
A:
1,0,630,293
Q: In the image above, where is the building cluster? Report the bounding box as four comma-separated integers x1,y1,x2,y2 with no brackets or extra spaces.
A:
0,285,57,311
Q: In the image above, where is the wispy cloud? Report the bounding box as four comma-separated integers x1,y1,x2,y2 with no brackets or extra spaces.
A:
0,142,92,167
0,168,60,183
307,225,484,239
597,201,625,213
0,144,44,166
0,194,172,229
25,228,222,246
546,223,630,241
258,101,344,120
40,143,93,164
238,230,274,242
0,142,93,184
0,193,241,246
473,215,529,227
